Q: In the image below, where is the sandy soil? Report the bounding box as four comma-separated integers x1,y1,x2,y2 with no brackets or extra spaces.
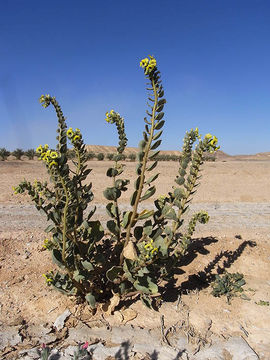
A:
0,159,270,358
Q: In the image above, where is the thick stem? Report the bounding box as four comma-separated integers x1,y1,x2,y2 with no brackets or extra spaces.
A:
60,177,69,263
120,78,158,264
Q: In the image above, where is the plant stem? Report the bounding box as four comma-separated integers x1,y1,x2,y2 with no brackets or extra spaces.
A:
60,176,69,263
120,78,158,263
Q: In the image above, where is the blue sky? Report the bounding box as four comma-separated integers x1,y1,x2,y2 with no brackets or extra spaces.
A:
1,0,270,155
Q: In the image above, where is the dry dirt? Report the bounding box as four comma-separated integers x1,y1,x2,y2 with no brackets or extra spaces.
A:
0,159,270,358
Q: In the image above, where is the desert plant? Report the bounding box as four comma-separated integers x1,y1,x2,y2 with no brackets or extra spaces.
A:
12,148,24,160
25,149,36,160
106,153,114,161
86,151,95,160
97,152,105,161
211,272,246,304
0,147,10,161
14,55,219,309
128,153,136,162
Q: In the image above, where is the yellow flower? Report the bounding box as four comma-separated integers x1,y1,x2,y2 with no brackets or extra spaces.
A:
67,128,74,138
140,58,149,68
205,133,212,140
44,144,49,150
50,151,58,159
42,273,53,283
36,145,43,154
49,160,58,167
73,135,81,141
151,247,158,256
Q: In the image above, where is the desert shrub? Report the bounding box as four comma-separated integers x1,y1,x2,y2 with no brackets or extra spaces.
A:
106,153,114,161
86,151,95,160
211,272,246,304
12,148,24,160
0,148,10,161
14,55,219,309
128,153,136,162
25,149,36,160
170,154,180,162
97,152,105,161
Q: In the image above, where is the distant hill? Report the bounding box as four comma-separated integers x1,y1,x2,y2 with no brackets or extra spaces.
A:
85,145,270,161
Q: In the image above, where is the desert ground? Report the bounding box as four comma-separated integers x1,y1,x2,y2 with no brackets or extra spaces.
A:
0,157,270,359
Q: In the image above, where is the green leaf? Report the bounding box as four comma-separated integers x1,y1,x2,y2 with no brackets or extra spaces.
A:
149,150,160,160
143,220,152,236
106,168,118,177
154,235,169,257
156,104,164,112
175,177,185,186
158,99,166,106
73,270,85,282
81,260,94,271
106,202,117,218
103,187,121,201
106,266,122,282
138,209,154,220
134,276,158,294
151,140,161,150
174,188,185,199
162,205,177,221
147,161,158,172
130,190,138,206
152,130,163,141
140,186,156,201
134,176,141,190
137,267,150,277
145,173,159,185
154,120,165,130
158,89,164,98
136,163,142,175
155,112,164,121
134,226,143,240
122,211,133,228
85,293,96,309
52,249,65,269
107,220,120,235
45,224,55,233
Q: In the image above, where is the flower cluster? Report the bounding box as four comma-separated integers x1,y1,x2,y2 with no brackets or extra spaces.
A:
42,272,54,284
36,145,58,168
67,127,82,146
140,55,157,75
39,94,53,108
42,238,54,250
105,110,127,154
204,134,220,153
143,239,158,259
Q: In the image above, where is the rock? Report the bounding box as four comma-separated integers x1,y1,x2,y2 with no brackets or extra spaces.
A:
133,343,179,360
194,336,259,360
87,342,128,360
53,309,71,331
0,326,22,351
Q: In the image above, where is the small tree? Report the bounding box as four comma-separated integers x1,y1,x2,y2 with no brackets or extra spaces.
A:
13,148,24,160
25,149,36,160
97,152,105,161
86,151,95,160
0,148,10,161
128,153,136,162
106,153,114,161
